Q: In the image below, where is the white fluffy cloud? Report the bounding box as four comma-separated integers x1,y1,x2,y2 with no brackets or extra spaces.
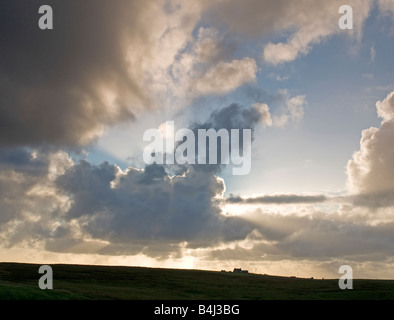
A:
170,27,258,98
252,104,273,127
347,92,394,196
376,91,394,121
253,91,307,128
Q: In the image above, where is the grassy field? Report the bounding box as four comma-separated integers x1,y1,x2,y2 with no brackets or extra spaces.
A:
0,262,394,300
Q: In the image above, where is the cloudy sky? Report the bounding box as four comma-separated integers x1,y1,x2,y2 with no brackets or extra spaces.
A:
1,0,394,279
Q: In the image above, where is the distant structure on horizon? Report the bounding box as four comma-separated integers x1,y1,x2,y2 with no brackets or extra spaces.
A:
233,268,248,274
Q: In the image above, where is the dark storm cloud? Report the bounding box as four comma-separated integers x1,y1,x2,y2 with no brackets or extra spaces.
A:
55,161,254,254
0,146,256,257
0,0,153,147
56,160,118,220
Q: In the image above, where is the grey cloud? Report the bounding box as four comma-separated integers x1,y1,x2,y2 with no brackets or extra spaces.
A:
276,219,394,260
0,147,48,176
137,164,167,185
0,149,72,251
179,103,265,174
203,0,371,64
56,160,118,220
352,192,394,208
0,149,51,225
202,103,264,133
203,0,302,36
227,194,327,205
208,210,394,262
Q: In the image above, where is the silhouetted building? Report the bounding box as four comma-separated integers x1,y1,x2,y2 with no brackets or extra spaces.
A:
233,268,248,274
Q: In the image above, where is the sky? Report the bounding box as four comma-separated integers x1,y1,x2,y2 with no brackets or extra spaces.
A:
1,0,394,279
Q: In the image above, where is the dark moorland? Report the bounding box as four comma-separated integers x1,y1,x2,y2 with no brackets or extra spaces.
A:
0,262,393,300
